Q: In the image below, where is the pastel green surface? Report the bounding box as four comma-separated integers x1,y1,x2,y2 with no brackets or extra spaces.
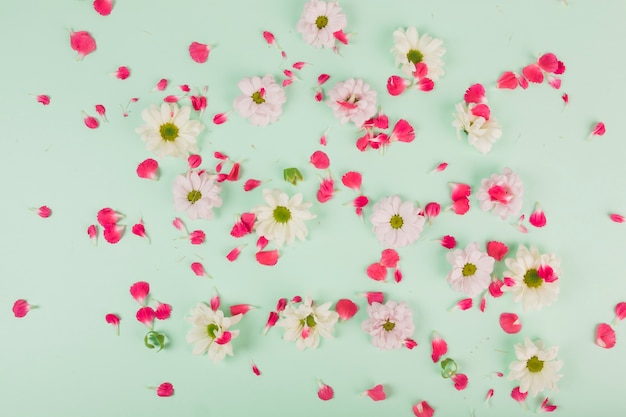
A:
1,0,625,416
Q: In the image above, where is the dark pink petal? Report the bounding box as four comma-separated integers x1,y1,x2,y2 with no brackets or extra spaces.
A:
464,83,486,104
292,61,306,70
335,299,358,321
450,183,471,201
589,122,606,138
610,213,625,223
367,263,387,281
454,298,473,311
230,212,256,238
132,221,148,241
452,373,468,391
263,311,279,335
154,78,168,91
136,306,155,327
93,0,113,15
172,217,186,232
97,208,123,226
353,195,369,211
360,292,383,305
251,360,261,376
210,291,220,312
310,150,330,169
485,389,494,406
95,104,107,122
317,382,334,401
511,386,528,403
282,78,293,87
470,103,490,121
562,93,569,106
87,224,97,244
380,249,400,268
333,29,348,44
256,250,279,266
256,236,269,251
186,154,201,169
262,31,276,45
105,313,120,335
130,281,150,305
314,90,324,102
215,331,232,345
316,178,334,203
615,302,626,321
364,384,386,401
36,94,50,105
404,338,417,349
522,64,544,83
486,241,508,261
156,382,174,397
226,162,240,182
489,278,504,297
226,246,244,262
412,400,435,417
12,299,32,318
540,397,557,412
178,84,189,93
230,304,253,316
554,61,566,75
503,277,515,287
387,75,408,96
189,41,210,63
317,73,330,85
417,78,434,92
189,230,205,245
244,179,262,192
497,71,519,89
538,265,558,283
499,313,522,334
431,332,448,363
394,268,403,283
70,30,96,59
84,114,99,129
431,162,448,173
103,223,124,244
424,202,440,222
115,66,130,80
440,235,456,249
136,158,159,180
390,119,415,142
341,171,362,192
213,112,229,125
529,203,547,227
190,95,207,114
275,298,287,312
596,323,616,349
190,262,209,278
479,295,486,312
155,303,172,320
538,53,559,73
37,205,52,218
451,198,470,215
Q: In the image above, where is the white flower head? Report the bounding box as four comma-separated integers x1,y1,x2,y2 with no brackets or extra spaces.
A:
172,170,222,220
370,196,426,248
503,244,561,311
296,0,347,49
135,102,204,158
361,301,414,350
476,167,523,219
446,242,495,297
252,189,315,247
509,337,563,397
186,302,242,363
327,78,377,128
391,26,446,79
233,75,286,126
452,102,502,154
277,296,339,350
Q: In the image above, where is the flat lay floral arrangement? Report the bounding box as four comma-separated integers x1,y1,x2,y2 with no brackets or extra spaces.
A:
4,0,625,416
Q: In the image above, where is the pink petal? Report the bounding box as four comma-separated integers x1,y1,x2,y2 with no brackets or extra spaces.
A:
213,112,229,125
154,78,168,91
155,303,172,320
417,78,434,92
497,71,519,89
93,0,113,15
317,74,330,86
440,235,457,249
262,31,276,45
12,299,32,318
130,282,150,305
317,382,334,401
230,212,256,238
431,332,448,363
254,236,268,252
314,90,324,102
310,150,330,169
503,277,516,287
470,103,491,121
210,290,220,312
464,83,486,104
562,93,569,106
555,60,566,75
244,179,262,192
256,250,279,266
189,230,206,245
412,400,435,417
522,64,544,83
103,223,124,244
387,75,408,96
540,397,558,413
215,331,232,345
615,302,626,321
316,177,335,203
226,162,241,181
156,382,174,397
596,323,616,349
538,53,559,73
394,268,403,283
87,224,98,244
364,384,386,401
70,30,96,59
333,29,348,45
353,195,369,212
610,213,625,223
263,311,279,335
84,114,99,129
131,221,148,240
190,95,207,113
136,158,159,180
424,202,441,221
341,171,362,192
452,373,468,391
179,84,191,93
186,154,202,169
529,203,547,227
412,62,428,79
499,313,522,334
431,162,448,173
36,94,51,105
136,306,155,327
547,76,561,89
251,361,261,376
404,337,418,349
335,299,358,321
511,386,528,403
450,183,471,201
489,278,504,297
360,292,384,305
172,217,186,232
451,198,470,215
538,265,558,283
191,262,209,278
275,298,287,312
97,208,123,226
454,298,473,311
380,249,400,268
367,263,387,281
36,205,52,218
95,104,107,121
517,74,529,89
390,119,415,142
226,246,244,262
189,41,210,63
105,313,120,335
479,295,486,312
292,61,306,70
485,389,494,406
486,241,508,261
589,122,606,138
115,66,130,80
230,304,254,316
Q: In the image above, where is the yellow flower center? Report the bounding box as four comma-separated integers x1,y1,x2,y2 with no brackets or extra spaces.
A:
523,268,543,288
462,263,477,277
406,49,423,64
315,15,329,29
300,314,317,327
159,122,179,142
206,323,218,339
526,355,544,373
187,190,202,203
252,91,265,104
273,206,292,223
382,320,395,331
389,214,404,229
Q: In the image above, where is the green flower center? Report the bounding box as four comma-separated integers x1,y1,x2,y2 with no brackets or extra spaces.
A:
462,263,477,277
300,314,317,328
526,355,544,373
273,206,292,223
206,323,219,339
389,214,404,229
382,320,395,331
159,122,179,142
187,190,202,203
252,91,265,104
523,268,543,288
406,49,423,64
315,15,329,29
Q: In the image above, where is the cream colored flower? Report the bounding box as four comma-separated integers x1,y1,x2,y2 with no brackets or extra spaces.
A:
277,296,339,350
509,338,563,397
186,303,242,363
391,27,446,79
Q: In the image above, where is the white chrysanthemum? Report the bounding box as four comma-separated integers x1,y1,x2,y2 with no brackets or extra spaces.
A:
296,0,347,49
233,75,286,126
452,102,502,154
361,301,414,350
277,296,339,350
446,242,495,297
252,189,315,247
327,78,377,127
509,338,563,397
503,244,561,311
172,170,222,220
476,168,523,219
391,26,446,79
135,103,204,158
186,302,242,363
370,196,425,248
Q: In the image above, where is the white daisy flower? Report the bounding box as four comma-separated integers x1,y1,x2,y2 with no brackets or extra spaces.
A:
509,337,563,397
277,296,339,350
361,301,415,350
370,196,426,248
503,244,561,311
296,0,347,49
476,168,524,220
233,75,286,126
327,78,377,127
452,102,502,154
186,302,242,363
446,242,495,297
172,170,222,221
135,102,204,158
252,189,315,247
391,26,446,79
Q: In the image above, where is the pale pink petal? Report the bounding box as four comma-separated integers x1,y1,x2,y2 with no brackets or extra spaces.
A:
412,400,435,417
431,332,447,363
317,382,334,401
499,313,522,334
70,30,96,59
367,263,387,281
486,241,508,261
210,291,220,312
156,382,174,397
93,0,113,15
453,298,473,311
335,299,358,321
172,217,186,232
596,323,616,349
256,250,279,266
452,373,468,391
485,388,494,407
189,41,210,63
364,384,386,401
12,299,32,318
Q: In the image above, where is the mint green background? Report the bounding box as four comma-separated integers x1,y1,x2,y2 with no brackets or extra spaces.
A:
1,0,625,415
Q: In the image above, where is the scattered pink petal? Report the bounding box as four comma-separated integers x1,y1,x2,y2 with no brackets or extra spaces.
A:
215,330,232,345
499,313,522,334
417,78,434,92
292,61,306,70
390,119,415,143
94,104,107,122
230,304,254,316
424,202,440,222
190,93,207,116
136,306,155,328
93,0,113,15
431,162,448,173
209,290,220,312
130,282,150,305
353,195,369,214
529,203,547,227
214,151,229,161
588,122,606,140
263,311,279,335
310,150,330,169
547,76,561,89
189,41,211,63
451,198,470,215
555,61,566,75
387,75,408,96
503,277,516,287
360,292,384,305
450,183,471,201
317,177,335,203
172,217,187,232
511,386,528,404
615,302,626,322
540,397,557,413
452,373,468,391
596,323,616,349
341,171,362,192
464,83,486,104
479,295,486,312
70,30,96,59
213,112,229,125
497,71,519,89
282,79,293,88
132,221,149,242
538,265,558,283
115,66,130,80
256,250,279,266
36,205,52,218
185,154,201,169
431,332,448,363
364,384,386,401
87,224,98,244
485,389,494,407
333,29,349,44
367,263,387,281
275,298,288,312
610,213,625,223
226,246,244,262
317,381,334,401
190,262,210,279
231,212,256,238
517,73,529,89
156,382,174,397
136,158,159,180
562,93,569,107
380,249,399,268
226,163,240,182
538,53,559,73
486,241,508,261
256,236,269,251
97,208,123,226
471,103,491,120
105,313,120,335
317,74,330,86
489,278,504,297
262,31,276,46
440,235,457,249
12,299,32,318
103,223,124,244
394,268,403,283
155,303,172,320
243,179,262,192
154,78,168,91
36,94,50,105
453,298,473,311
522,64,544,83
83,113,99,129
335,299,358,321
189,230,205,245
412,400,435,417
251,360,261,376
404,337,418,349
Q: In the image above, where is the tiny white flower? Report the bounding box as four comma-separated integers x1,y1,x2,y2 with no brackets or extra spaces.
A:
186,303,242,363
135,102,204,158
172,170,222,220
252,189,315,247
509,337,563,397
391,26,446,79
296,0,347,49
370,196,426,248
327,78,377,127
476,167,524,219
446,242,495,297
503,244,561,311
277,296,339,350
361,301,415,350
233,75,286,126
452,102,502,154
